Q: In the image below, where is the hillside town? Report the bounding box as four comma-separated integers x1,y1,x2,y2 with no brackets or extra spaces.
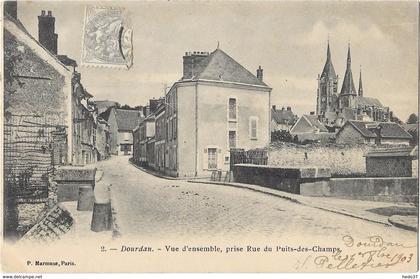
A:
3,1,418,266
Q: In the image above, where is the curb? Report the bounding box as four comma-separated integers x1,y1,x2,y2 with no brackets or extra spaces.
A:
128,159,212,181
128,160,182,180
388,215,418,232
188,180,394,228
188,180,302,204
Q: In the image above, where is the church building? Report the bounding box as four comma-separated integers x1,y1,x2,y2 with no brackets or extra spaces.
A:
316,42,391,130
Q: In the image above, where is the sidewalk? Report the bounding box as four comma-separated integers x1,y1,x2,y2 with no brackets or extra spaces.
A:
188,179,418,231
128,159,211,180
58,169,115,244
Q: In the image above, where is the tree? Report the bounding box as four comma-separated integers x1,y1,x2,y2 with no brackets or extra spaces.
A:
406,113,418,124
120,104,132,110
271,130,293,142
390,115,403,125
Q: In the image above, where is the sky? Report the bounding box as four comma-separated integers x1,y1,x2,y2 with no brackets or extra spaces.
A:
18,1,418,121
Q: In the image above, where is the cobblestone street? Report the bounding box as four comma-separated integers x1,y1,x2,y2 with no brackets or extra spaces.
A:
97,156,417,245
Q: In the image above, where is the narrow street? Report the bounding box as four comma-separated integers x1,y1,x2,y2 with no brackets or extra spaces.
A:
96,156,417,245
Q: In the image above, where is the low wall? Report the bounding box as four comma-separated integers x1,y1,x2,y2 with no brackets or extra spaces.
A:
267,143,373,176
232,164,330,194
301,177,418,203
54,166,96,202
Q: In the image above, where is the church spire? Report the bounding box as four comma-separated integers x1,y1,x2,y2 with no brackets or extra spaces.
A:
346,43,351,67
321,40,336,78
327,39,331,60
340,44,357,95
358,66,363,97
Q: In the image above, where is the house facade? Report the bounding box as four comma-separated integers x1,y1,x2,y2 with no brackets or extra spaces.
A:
71,74,97,165
154,104,166,173
133,114,156,164
105,108,143,155
164,49,271,177
96,117,111,160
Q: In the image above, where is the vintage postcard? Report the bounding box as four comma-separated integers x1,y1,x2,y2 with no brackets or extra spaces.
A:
1,0,418,274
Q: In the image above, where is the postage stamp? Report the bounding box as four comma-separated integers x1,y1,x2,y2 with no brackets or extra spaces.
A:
81,6,133,69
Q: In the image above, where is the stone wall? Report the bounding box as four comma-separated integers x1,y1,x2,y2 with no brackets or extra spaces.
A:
366,157,412,177
54,166,96,202
335,123,372,144
267,142,372,176
4,30,68,123
232,164,331,194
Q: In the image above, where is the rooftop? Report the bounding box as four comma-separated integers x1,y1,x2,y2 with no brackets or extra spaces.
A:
114,108,143,132
272,107,296,125
303,115,329,133
347,120,413,139
365,146,417,158
182,48,269,88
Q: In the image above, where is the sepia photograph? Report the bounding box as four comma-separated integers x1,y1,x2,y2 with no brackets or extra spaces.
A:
1,0,419,274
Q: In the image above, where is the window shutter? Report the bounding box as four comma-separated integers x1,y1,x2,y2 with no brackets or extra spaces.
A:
203,148,208,170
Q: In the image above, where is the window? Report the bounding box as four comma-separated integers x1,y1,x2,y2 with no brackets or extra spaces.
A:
168,119,172,140
173,118,177,139
250,117,258,140
208,148,217,169
229,130,236,148
124,132,130,141
228,98,237,120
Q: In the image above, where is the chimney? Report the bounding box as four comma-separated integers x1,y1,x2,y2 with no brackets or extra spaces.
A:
287,106,291,111
272,105,276,111
183,51,209,79
256,66,263,82
38,10,58,54
4,0,17,19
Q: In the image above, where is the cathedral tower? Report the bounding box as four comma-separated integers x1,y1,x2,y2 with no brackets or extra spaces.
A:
316,41,339,117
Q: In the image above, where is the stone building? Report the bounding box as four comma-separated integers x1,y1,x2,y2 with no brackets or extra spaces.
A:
365,147,417,177
4,11,73,162
164,48,271,177
316,42,391,128
335,120,412,145
96,117,111,160
4,4,111,239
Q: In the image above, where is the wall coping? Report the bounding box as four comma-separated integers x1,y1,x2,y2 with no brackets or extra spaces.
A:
233,164,331,179
330,177,418,181
54,166,97,181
